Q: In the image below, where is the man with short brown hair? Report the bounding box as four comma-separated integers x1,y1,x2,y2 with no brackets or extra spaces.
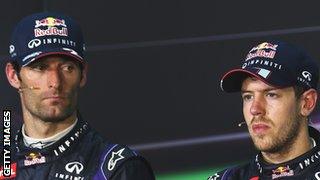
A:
208,41,320,180
2,12,155,180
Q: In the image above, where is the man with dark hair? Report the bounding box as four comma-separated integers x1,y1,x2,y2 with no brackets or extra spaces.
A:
208,41,320,179
1,12,155,180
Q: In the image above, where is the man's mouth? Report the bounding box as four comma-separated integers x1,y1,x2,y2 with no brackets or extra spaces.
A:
42,96,67,104
252,123,270,134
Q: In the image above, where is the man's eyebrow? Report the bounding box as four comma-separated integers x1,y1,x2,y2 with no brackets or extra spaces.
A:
264,87,279,92
240,90,251,94
27,61,46,66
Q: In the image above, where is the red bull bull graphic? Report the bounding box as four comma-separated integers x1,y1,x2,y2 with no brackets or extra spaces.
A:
34,17,68,37
271,166,294,179
246,42,278,61
35,17,66,28
24,152,46,166
249,42,278,53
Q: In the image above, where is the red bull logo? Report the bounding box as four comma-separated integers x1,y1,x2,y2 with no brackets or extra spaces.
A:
35,17,66,28
245,42,278,61
245,49,276,61
271,166,294,179
249,42,278,53
24,152,46,166
25,152,41,160
34,17,68,37
272,166,289,174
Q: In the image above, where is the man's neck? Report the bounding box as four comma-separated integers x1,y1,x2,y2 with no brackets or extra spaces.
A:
261,125,312,164
23,112,77,139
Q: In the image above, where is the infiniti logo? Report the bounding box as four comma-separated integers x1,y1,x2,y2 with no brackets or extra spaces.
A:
65,162,83,174
302,71,312,81
28,39,41,49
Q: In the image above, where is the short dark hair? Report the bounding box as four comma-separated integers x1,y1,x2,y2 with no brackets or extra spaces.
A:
10,61,22,81
293,86,306,99
10,60,21,73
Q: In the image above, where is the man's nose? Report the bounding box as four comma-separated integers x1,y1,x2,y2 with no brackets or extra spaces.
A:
250,96,266,116
47,69,62,89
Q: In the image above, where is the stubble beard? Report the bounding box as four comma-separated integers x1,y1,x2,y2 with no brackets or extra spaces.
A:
250,113,302,154
22,90,78,123
30,100,76,123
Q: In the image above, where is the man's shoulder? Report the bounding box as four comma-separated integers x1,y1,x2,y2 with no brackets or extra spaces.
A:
207,162,252,180
79,123,154,179
95,144,155,180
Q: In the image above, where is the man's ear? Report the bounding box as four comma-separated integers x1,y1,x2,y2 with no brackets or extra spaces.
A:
79,63,88,88
299,88,318,117
5,62,21,89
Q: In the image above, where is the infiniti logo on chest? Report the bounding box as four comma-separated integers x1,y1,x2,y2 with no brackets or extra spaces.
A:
66,162,83,174
54,161,85,180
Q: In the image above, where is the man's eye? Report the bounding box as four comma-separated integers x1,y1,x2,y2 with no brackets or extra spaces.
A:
242,94,253,101
266,93,278,98
62,65,75,72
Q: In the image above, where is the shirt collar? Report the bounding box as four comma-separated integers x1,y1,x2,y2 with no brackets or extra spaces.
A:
22,118,78,149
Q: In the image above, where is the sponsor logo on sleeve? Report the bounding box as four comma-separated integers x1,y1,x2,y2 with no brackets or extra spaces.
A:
108,148,125,171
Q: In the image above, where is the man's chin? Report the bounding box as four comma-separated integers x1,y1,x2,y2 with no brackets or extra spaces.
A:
40,116,67,123
254,144,272,152
252,137,274,151
37,107,74,123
